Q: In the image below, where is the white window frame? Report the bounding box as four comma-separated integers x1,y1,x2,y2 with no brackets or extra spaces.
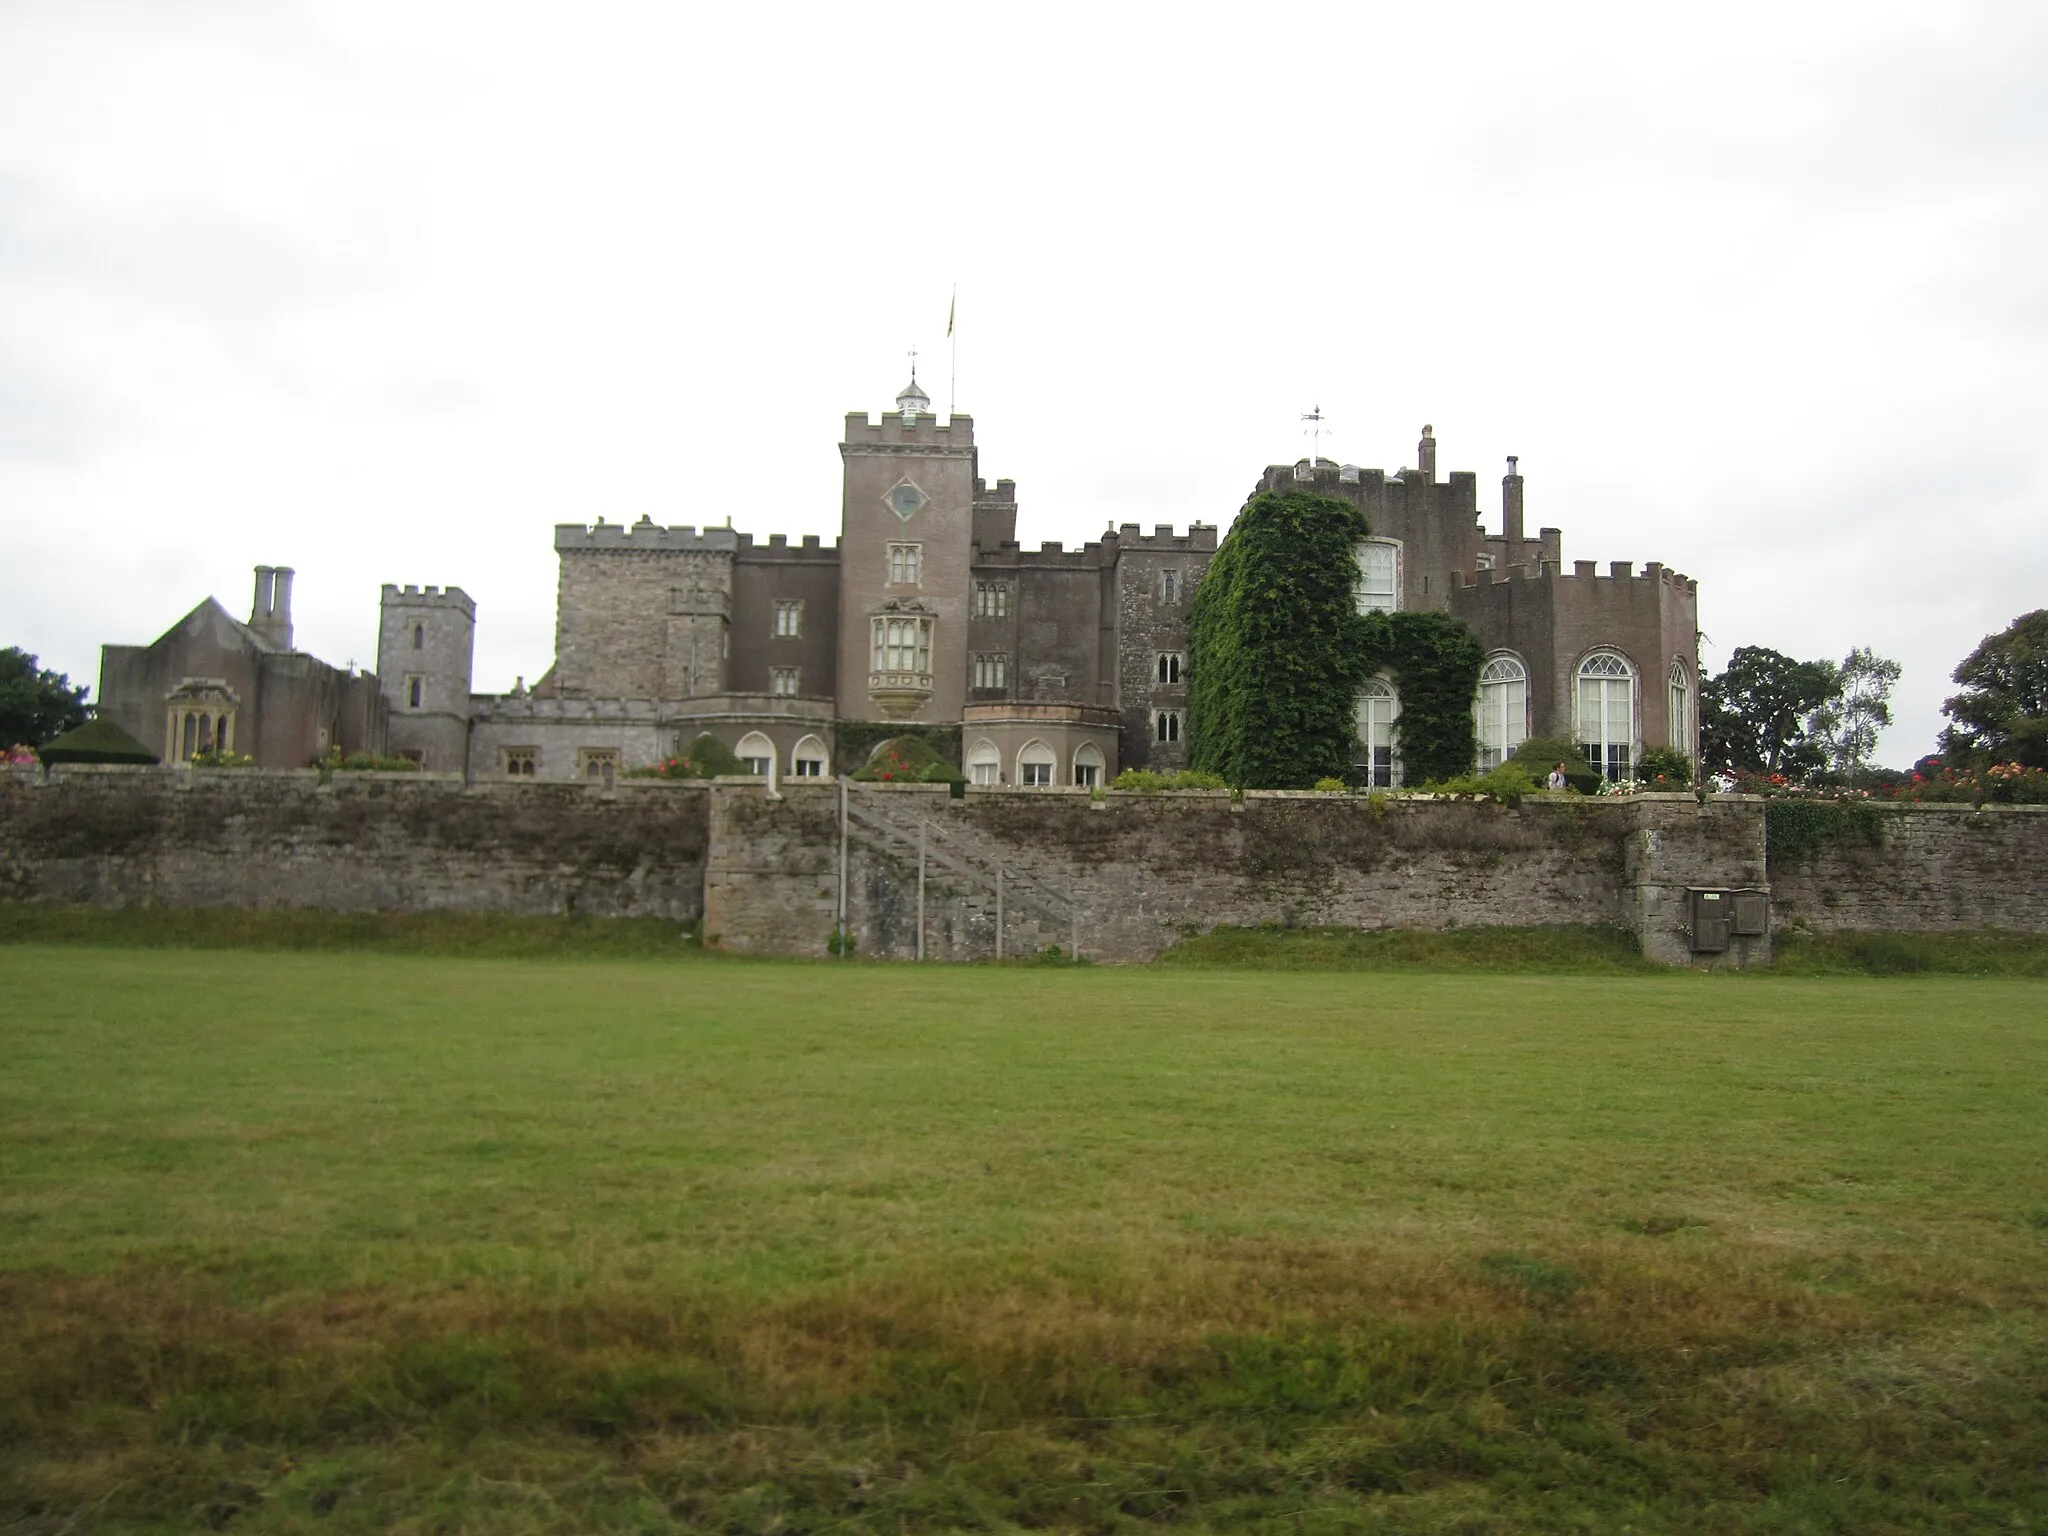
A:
887,542,923,586
735,731,776,778
870,615,933,677
773,600,803,638
770,666,800,697
1668,662,1691,753
1018,738,1056,788
1576,651,1637,783
974,581,1010,618
1355,678,1401,787
790,734,828,778
967,737,1001,786
1073,742,1104,788
1476,653,1528,771
973,653,1007,691
1354,539,1400,614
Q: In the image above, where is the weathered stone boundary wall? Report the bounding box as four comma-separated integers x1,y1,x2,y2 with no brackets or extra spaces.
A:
1767,802,2048,935
0,766,710,921
704,785,1770,966
5,769,2047,964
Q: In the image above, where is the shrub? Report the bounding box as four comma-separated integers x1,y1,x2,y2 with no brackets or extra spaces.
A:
1637,747,1693,787
1508,737,1601,795
1417,762,1539,805
34,717,158,765
1110,769,1229,793
627,733,744,780
1313,776,1347,793
320,748,421,773
190,750,256,768
852,736,957,783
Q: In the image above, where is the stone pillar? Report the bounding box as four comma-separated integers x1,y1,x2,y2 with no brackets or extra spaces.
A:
1624,795,1770,968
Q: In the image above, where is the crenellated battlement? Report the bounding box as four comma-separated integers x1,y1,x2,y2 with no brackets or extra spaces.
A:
380,583,476,617
974,477,1017,504
734,532,837,561
554,520,742,553
1015,538,1114,568
1454,560,1696,594
1113,523,1220,553
841,411,975,451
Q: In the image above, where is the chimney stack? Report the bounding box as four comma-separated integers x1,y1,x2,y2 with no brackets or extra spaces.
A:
1502,456,1524,546
252,566,275,627
1417,424,1436,481
272,567,294,650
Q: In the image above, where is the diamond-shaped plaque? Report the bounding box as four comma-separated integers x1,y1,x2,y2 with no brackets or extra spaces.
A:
884,478,928,522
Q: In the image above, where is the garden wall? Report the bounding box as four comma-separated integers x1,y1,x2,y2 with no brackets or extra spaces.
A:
1766,802,2048,934
0,766,710,921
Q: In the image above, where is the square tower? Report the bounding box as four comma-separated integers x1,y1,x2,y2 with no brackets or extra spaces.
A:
835,379,978,723
378,584,476,771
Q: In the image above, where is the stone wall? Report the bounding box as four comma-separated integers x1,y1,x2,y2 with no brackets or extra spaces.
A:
0,766,709,920
1768,803,2048,934
7,769,2047,963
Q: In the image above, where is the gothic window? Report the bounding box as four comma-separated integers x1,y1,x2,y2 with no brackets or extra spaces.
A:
736,731,775,777
887,542,922,585
967,737,1001,786
502,747,538,777
1668,662,1691,752
1073,742,1104,788
412,623,424,650
770,667,800,697
1018,739,1056,787
1476,654,1528,771
790,734,828,777
406,675,423,709
1158,568,1183,604
973,653,1008,691
1154,709,1182,744
974,581,1011,618
1354,541,1398,613
870,616,933,677
1156,652,1183,686
1576,651,1636,783
773,600,803,638
577,748,619,787
1355,678,1401,787
1475,552,1496,572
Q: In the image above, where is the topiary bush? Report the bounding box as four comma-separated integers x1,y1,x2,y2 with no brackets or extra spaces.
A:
628,733,744,780
853,736,955,783
1110,768,1229,793
1509,737,1601,795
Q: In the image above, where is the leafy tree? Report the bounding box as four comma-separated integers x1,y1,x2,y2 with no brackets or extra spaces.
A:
1940,609,2048,768
1699,646,1841,779
0,647,88,748
1809,646,1902,776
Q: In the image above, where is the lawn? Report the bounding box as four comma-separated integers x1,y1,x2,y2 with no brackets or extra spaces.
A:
2,942,2045,1532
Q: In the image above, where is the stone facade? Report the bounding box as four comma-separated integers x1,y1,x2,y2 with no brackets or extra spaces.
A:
96,568,386,769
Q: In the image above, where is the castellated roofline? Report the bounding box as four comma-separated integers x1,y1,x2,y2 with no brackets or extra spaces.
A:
1114,523,1220,552
380,583,476,617
1454,560,1697,595
554,522,741,552
842,411,975,450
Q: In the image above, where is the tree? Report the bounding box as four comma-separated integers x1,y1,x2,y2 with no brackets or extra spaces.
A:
0,647,89,748
1940,609,2048,769
1810,646,1902,776
1698,646,1841,779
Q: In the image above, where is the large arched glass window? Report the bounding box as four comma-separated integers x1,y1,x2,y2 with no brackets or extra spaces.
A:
1576,652,1635,783
1354,679,1401,788
1018,739,1056,788
967,737,1001,786
1354,541,1398,614
1476,654,1527,771
1668,662,1691,753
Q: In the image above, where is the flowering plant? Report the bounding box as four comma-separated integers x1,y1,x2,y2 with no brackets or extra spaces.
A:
4,743,38,767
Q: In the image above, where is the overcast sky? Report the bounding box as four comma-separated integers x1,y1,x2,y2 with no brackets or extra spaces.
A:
3,1,2043,764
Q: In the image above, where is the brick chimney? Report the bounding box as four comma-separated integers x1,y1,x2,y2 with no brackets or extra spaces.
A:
249,564,295,649
1503,456,1525,547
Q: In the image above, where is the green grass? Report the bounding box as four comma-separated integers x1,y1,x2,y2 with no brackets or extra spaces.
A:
1156,923,1656,971
2,943,2047,1531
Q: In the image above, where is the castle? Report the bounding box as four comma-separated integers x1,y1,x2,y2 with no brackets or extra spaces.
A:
97,379,1701,786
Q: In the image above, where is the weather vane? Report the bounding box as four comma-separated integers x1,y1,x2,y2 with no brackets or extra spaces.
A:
907,344,918,381
1301,404,1330,463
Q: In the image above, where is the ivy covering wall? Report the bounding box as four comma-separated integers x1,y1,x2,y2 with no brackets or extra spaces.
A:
1186,488,1483,789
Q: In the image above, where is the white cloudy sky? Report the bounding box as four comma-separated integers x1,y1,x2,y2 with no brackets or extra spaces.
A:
3,0,2043,763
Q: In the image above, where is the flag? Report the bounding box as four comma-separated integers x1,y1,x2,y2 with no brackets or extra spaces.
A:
946,289,955,338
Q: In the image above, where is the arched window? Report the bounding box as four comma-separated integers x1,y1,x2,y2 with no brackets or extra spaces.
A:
1576,652,1635,782
1668,662,1691,753
967,737,1001,786
1073,742,1104,788
1354,541,1398,613
412,623,424,650
735,731,775,777
790,734,828,778
1153,709,1182,743
1018,739,1056,788
1156,652,1182,685
1354,679,1401,787
1476,654,1527,771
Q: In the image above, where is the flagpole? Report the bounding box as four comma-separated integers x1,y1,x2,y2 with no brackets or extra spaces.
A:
948,285,957,417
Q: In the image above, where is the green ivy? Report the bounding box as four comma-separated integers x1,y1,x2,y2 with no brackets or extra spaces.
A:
1765,799,1886,866
1186,488,1483,789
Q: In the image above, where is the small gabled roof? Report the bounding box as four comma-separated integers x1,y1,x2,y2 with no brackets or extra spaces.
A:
156,596,280,654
